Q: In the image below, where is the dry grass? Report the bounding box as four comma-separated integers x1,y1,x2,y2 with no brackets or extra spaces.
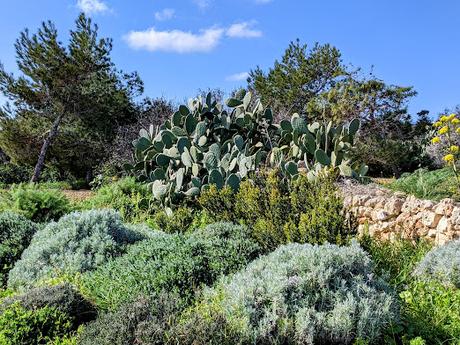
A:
62,190,94,202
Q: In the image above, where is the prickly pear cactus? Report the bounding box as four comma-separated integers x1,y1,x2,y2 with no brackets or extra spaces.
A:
271,114,368,180
125,91,276,205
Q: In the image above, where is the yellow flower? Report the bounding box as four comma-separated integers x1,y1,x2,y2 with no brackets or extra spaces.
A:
441,115,449,122
452,118,460,125
444,154,455,162
449,113,457,121
433,121,443,127
451,145,459,153
457,127,460,134
431,136,441,144
439,126,449,135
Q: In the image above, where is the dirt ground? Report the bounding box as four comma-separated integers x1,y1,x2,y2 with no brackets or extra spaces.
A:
62,190,94,202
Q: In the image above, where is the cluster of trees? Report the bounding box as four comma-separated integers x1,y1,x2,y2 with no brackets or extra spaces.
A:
0,15,439,183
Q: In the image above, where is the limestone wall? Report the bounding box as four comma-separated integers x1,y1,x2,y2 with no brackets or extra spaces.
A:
340,182,460,245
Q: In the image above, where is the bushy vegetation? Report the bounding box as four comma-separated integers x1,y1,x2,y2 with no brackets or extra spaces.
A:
81,222,260,310
387,168,456,201
81,177,154,223
200,170,355,251
414,239,460,288
0,212,39,287
0,302,73,345
0,183,71,223
177,242,397,345
7,209,151,290
79,292,183,345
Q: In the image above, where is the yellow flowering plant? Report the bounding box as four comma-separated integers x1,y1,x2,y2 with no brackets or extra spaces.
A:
431,113,460,185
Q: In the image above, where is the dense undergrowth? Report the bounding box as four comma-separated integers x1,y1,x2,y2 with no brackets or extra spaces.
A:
0,174,459,344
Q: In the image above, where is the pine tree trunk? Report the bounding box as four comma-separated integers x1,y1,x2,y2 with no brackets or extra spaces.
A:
30,113,64,183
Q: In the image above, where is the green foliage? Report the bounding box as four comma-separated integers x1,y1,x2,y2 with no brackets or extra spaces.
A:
359,234,432,291
414,239,460,288
177,242,398,345
150,206,198,233
0,302,73,345
0,163,32,185
199,170,355,251
0,283,96,326
0,212,39,287
272,114,367,180
400,280,460,344
81,222,260,310
388,168,457,201
7,209,151,290
127,91,276,206
0,183,71,223
81,177,154,223
79,293,183,345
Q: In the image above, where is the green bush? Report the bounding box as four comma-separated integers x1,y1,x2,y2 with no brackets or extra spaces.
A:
7,209,152,290
199,170,355,251
359,234,432,291
0,183,71,223
176,242,397,345
414,239,460,288
82,177,154,223
79,293,183,345
150,206,208,233
0,283,96,326
0,163,32,185
0,212,39,287
400,280,460,343
0,302,73,345
387,168,457,201
81,222,260,310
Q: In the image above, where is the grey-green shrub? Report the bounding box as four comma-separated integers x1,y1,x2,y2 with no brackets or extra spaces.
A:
79,292,183,345
0,212,39,287
0,283,96,325
82,222,260,310
414,239,460,287
0,183,70,223
7,209,152,290
177,242,398,345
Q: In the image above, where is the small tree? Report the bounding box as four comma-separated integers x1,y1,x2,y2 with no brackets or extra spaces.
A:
0,14,143,182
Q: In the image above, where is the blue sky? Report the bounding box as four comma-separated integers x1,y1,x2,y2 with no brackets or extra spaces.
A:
1,0,459,119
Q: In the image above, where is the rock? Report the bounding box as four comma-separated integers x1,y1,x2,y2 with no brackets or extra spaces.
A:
371,209,392,222
434,199,455,216
436,216,451,233
384,197,404,215
420,211,442,228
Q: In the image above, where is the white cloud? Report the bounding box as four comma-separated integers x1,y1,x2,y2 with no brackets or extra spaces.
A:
226,72,249,82
154,8,175,21
193,0,211,9
124,27,224,53
77,0,109,14
226,22,262,38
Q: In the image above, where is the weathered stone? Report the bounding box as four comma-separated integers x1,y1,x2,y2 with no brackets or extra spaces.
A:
420,211,442,228
384,197,404,215
434,199,455,216
371,209,392,222
436,216,451,233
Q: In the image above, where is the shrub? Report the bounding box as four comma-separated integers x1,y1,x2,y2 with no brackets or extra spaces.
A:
414,239,460,288
359,234,432,291
400,280,460,343
177,242,397,345
150,206,199,233
7,209,152,290
82,177,154,223
0,163,32,185
0,212,39,287
79,292,183,345
0,283,96,325
0,302,73,345
82,222,260,310
387,168,457,201
0,183,71,222
199,170,355,251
